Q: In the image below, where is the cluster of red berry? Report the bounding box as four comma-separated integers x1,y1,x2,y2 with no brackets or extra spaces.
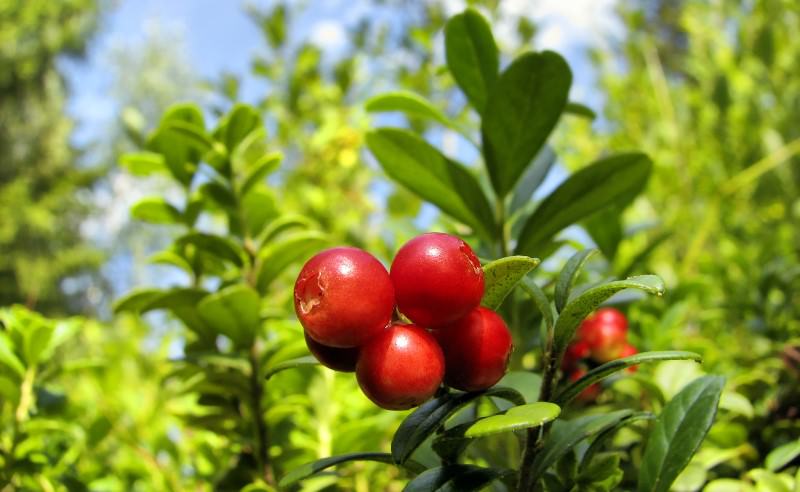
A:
561,307,638,401
294,233,513,410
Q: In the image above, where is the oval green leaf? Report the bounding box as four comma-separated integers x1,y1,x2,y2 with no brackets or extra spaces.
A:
197,284,261,347
482,51,572,197
466,402,560,438
119,151,167,176
555,351,702,406
365,91,451,128
638,375,726,492
391,387,525,464
366,128,496,240
130,197,182,225
481,256,540,310
565,101,596,120
279,452,423,488
765,439,800,472
515,152,652,257
555,249,598,313
444,8,498,115
177,232,245,267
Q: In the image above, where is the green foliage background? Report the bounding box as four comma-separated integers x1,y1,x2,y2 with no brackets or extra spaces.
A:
0,0,798,491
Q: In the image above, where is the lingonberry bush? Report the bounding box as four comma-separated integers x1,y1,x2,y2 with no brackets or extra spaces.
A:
279,8,726,492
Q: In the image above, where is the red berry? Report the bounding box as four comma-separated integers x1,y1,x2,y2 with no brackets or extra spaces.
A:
390,233,484,328
592,307,628,331
304,332,359,372
434,307,513,392
294,247,394,348
569,368,601,402
356,324,445,410
561,340,591,371
579,307,628,363
619,343,638,373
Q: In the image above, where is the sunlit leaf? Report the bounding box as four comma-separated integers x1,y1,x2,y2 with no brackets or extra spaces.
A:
481,256,540,310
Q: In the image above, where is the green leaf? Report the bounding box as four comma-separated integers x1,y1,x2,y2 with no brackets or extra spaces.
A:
256,214,314,246
0,332,25,377
516,153,652,257
520,278,555,336
565,101,596,120
279,452,423,488
146,103,205,185
432,403,560,462
177,232,245,267
365,91,451,128
526,410,634,484
164,119,216,153
553,275,665,356
584,208,623,260
468,402,561,438
582,413,656,466
391,387,525,464
509,145,556,214
555,249,598,313
130,197,182,224
638,376,726,492
112,288,164,314
481,256,540,310
224,104,262,153
239,152,282,197
703,479,755,492
366,128,496,240
147,250,194,275
482,51,571,197
264,355,319,380
766,440,800,472
197,285,261,347
444,8,498,115
404,465,508,492
555,351,702,406
119,152,167,176
255,231,328,294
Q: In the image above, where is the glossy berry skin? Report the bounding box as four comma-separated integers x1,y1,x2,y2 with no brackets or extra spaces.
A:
620,343,638,373
356,324,444,410
390,233,484,328
569,368,601,402
561,340,591,371
434,307,513,391
294,247,394,348
304,332,359,372
579,307,628,363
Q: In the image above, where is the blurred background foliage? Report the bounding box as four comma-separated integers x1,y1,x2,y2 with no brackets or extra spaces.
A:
0,0,798,490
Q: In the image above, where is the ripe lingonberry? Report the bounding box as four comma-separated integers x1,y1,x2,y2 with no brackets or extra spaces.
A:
561,340,591,372
304,332,359,372
434,307,513,391
294,247,394,348
579,307,628,363
390,233,484,328
356,324,444,410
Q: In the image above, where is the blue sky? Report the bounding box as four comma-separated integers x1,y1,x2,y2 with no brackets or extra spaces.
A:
63,0,621,149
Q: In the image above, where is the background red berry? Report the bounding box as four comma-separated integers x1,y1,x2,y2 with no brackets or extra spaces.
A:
561,340,591,371
434,307,513,392
579,307,628,363
304,332,359,372
294,247,394,348
356,324,444,410
390,233,484,328
620,343,638,373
